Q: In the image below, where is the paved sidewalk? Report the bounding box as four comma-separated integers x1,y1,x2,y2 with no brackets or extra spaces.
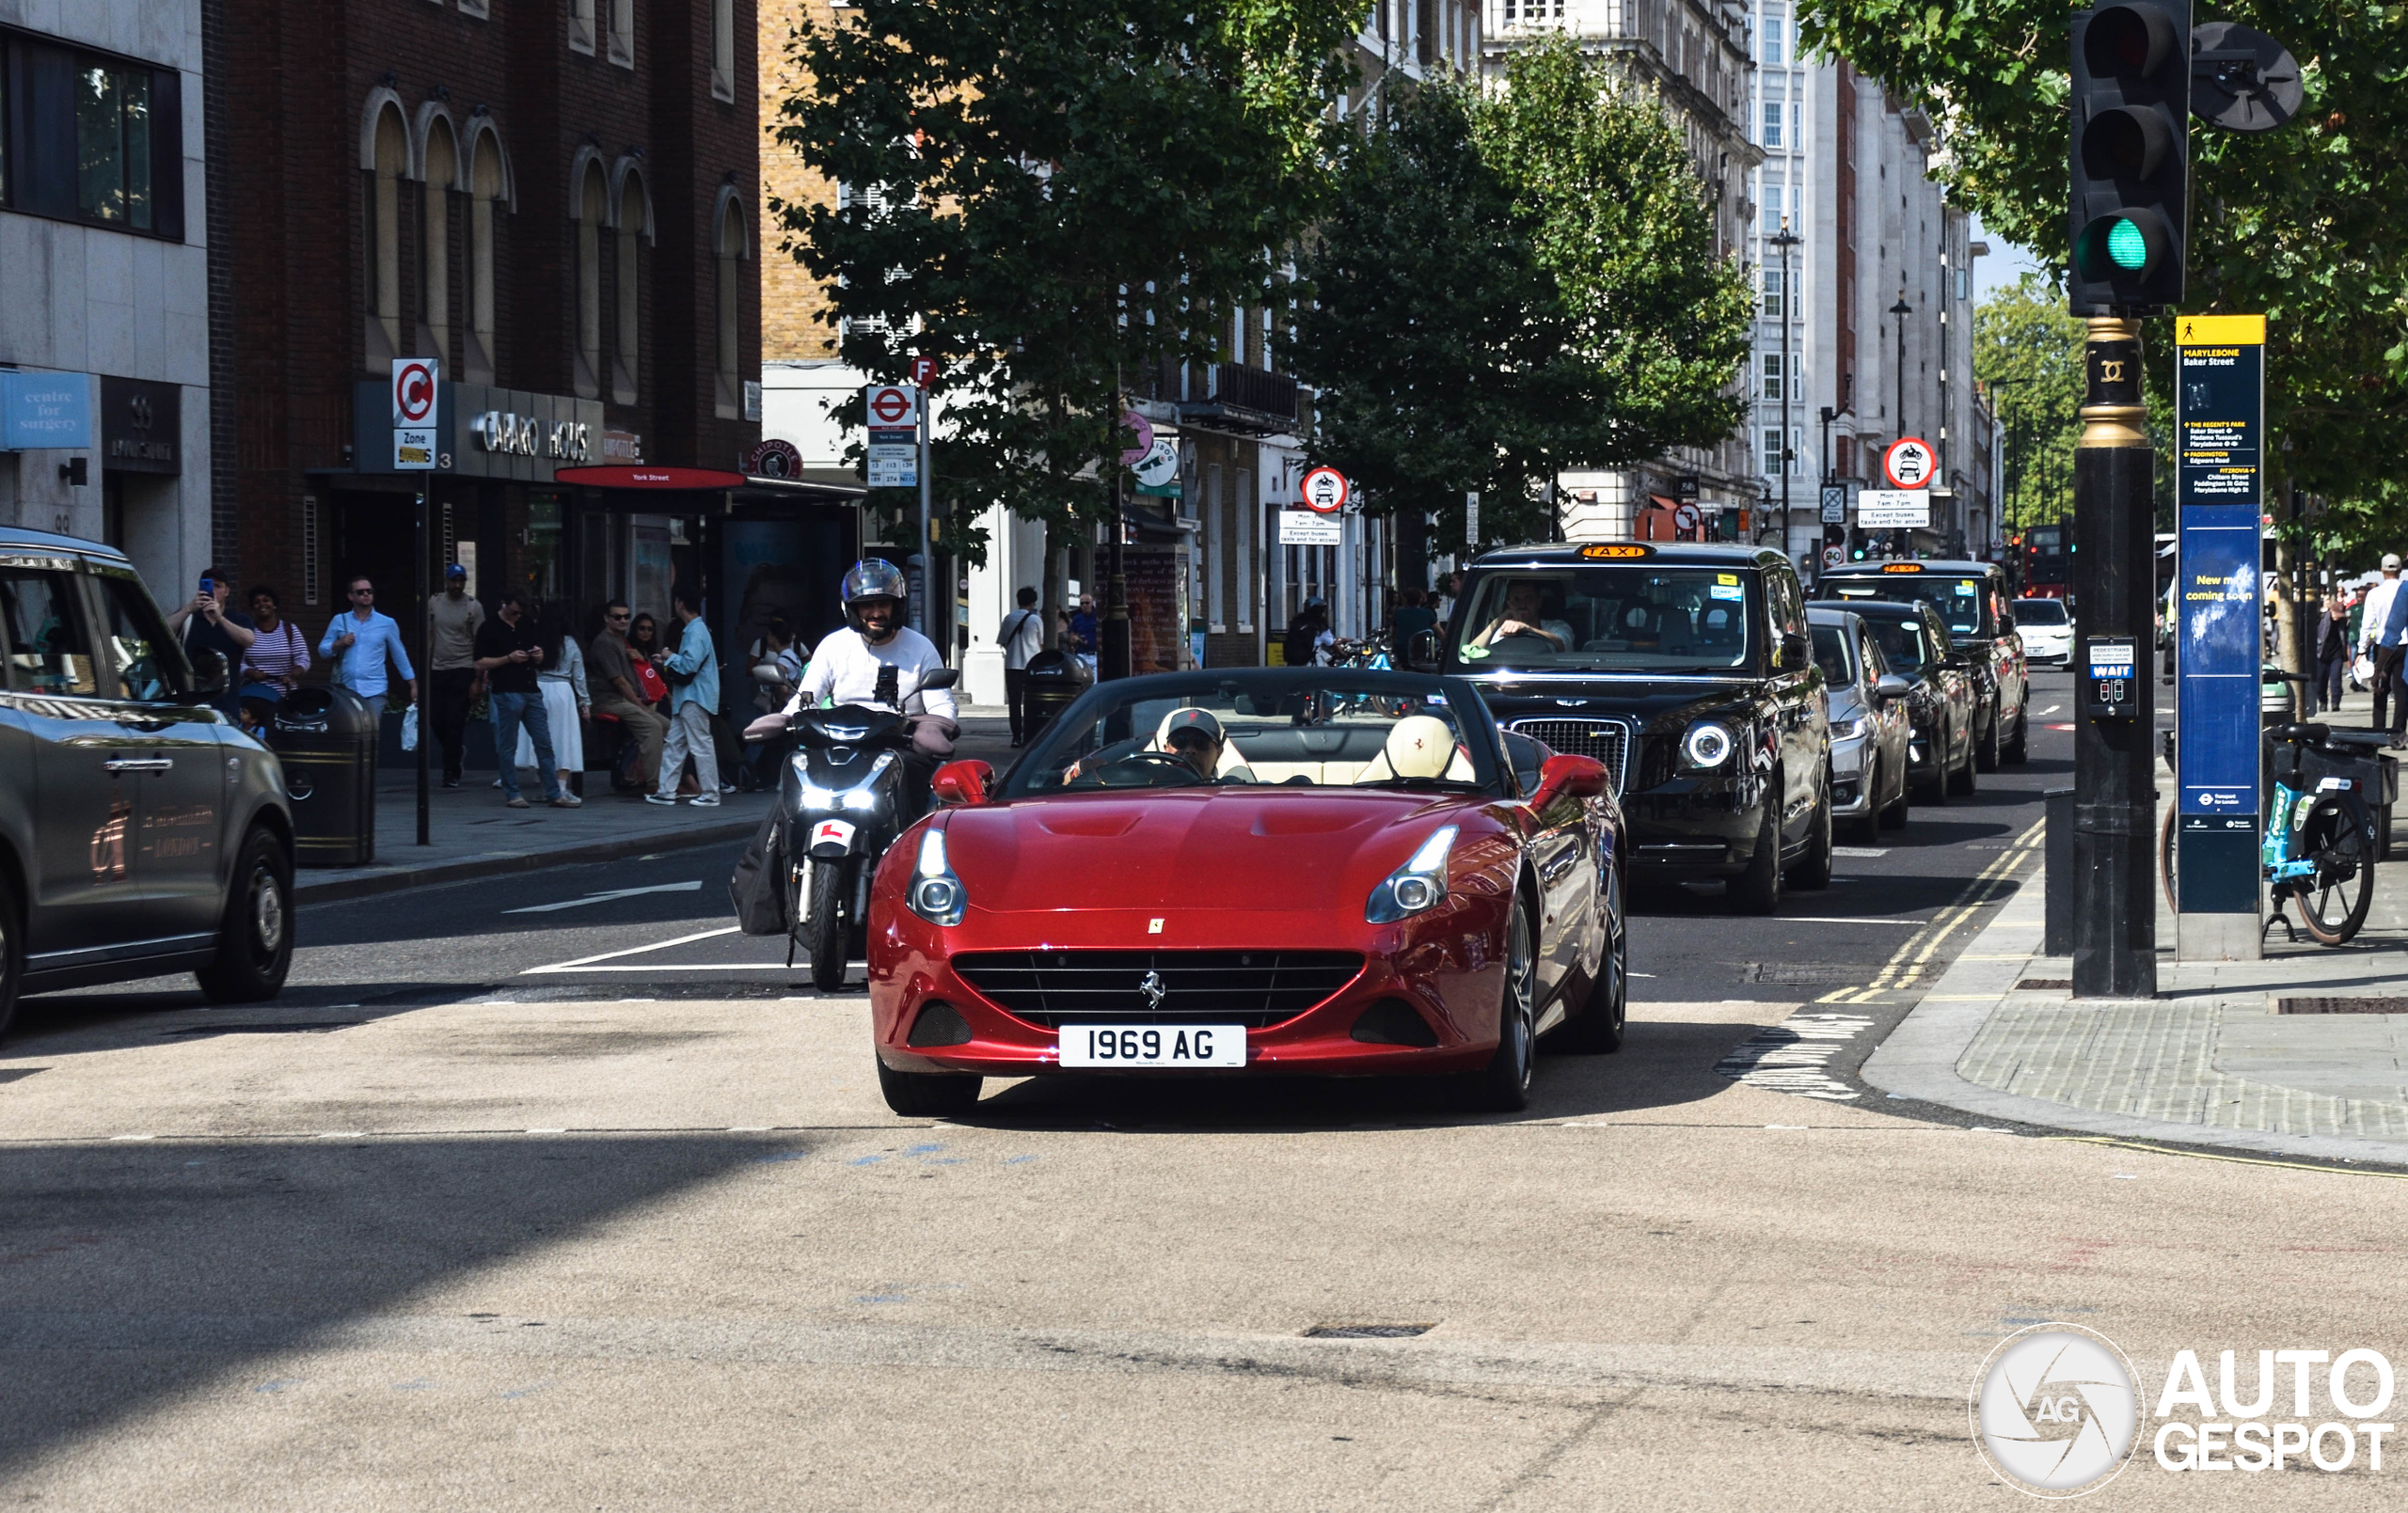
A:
1864,686,2408,1165
295,713,1016,903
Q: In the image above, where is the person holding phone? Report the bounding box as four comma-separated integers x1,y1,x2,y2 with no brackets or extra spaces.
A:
166,567,257,711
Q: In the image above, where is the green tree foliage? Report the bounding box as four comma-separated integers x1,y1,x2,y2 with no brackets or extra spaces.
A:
1286,33,1751,578
1798,2,2408,564
1284,81,1567,563
1975,272,2089,532
1477,34,1755,475
770,0,1360,555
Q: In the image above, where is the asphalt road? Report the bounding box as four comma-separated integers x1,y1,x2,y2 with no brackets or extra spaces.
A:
25,670,2402,1508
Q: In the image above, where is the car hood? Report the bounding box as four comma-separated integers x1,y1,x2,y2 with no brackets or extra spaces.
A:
1470,677,1764,734
942,789,1483,913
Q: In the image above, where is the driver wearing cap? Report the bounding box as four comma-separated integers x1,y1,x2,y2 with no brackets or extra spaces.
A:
1159,706,1248,781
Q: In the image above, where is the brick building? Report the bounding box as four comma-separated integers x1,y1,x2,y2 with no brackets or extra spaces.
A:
218,0,800,687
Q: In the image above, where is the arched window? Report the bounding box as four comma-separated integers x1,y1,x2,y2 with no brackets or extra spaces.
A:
714,197,747,418
612,169,646,404
365,102,409,367
422,118,457,365
467,131,504,383
575,159,608,399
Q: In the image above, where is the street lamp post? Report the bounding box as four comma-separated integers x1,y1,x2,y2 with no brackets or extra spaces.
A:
1889,292,1913,556
1770,221,1801,557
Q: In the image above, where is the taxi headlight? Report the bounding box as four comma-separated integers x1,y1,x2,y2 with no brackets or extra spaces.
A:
908,827,966,925
1682,721,1735,768
1367,825,1457,923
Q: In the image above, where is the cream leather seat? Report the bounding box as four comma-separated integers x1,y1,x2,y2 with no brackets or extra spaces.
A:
1352,715,1475,784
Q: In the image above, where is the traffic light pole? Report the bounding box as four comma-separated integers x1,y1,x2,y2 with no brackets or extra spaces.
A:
2070,317,2156,999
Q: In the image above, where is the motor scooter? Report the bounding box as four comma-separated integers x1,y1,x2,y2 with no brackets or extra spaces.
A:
763,666,958,991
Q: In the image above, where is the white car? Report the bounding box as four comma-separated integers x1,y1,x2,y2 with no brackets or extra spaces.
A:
2013,597,2073,667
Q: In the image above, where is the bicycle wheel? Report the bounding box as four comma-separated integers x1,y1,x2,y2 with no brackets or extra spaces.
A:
2294,796,2375,945
2159,802,2178,914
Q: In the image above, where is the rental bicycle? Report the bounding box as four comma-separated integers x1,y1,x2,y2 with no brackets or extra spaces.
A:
2159,714,2389,945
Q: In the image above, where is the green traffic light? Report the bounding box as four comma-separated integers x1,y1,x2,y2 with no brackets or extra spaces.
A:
2107,217,2149,270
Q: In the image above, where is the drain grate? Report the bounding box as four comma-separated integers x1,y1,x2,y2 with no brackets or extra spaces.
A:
161,1021,363,1036
1747,964,1861,985
2015,979,2072,991
2277,998,2408,1016
1303,1323,1434,1339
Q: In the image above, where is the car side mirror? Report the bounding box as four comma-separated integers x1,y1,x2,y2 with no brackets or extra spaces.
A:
1402,628,1440,673
930,758,994,807
1530,752,1608,809
1780,631,1811,670
1875,673,1912,703
188,648,227,697
920,667,960,690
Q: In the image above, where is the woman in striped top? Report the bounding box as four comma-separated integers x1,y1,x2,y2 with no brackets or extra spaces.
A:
236,584,311,728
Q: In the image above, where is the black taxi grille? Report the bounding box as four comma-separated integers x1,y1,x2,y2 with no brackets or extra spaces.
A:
1508,717,1634,796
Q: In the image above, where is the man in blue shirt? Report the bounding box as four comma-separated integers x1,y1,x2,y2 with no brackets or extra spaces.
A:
646,584,724,807
317,575,417,721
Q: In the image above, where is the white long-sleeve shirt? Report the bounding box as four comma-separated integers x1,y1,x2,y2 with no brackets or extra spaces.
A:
787,625,958,718
2362,576,2402,650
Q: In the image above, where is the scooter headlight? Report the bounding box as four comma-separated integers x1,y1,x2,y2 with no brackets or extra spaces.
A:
1366,825,1457,923
908,827,966,925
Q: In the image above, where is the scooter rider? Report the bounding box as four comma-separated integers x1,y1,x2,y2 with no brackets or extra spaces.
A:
784,559,959,816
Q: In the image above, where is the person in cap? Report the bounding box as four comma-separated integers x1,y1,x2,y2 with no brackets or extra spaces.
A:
2365,554,2408,736
426,561,485,787
1154,706,1253,782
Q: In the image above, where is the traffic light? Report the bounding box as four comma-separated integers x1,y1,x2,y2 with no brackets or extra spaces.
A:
2068,2,2190,313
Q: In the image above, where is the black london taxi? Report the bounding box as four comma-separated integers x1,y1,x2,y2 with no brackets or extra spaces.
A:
1815,559,2030,769
0,528,295,1037
1414,543,1830,914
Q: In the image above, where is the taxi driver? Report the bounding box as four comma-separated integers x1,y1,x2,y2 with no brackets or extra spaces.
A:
1473,579,1572,652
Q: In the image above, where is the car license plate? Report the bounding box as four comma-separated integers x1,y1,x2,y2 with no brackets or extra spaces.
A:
1057,1023,1247,1068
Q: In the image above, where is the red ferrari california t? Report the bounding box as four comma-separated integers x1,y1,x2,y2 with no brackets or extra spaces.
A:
865,669,1627,1117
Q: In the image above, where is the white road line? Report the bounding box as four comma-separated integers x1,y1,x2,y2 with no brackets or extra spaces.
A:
520,923,745,974
505,880,703,914
2038,704,2063,716
1776,917,1925,926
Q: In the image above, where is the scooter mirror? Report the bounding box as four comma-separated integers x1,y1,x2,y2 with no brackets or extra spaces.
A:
920,668,961,690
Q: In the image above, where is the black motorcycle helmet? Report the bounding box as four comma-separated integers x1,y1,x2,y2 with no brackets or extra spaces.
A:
842,559,909,640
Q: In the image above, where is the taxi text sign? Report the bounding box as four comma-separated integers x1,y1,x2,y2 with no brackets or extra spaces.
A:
2175,313,2266,915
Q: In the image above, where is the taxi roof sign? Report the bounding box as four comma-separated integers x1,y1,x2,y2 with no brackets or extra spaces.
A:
1579,544,1652,559
1880,562,1925,573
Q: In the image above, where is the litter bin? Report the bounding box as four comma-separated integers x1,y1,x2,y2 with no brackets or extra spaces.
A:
270,686,378,866
1021,650,1090,747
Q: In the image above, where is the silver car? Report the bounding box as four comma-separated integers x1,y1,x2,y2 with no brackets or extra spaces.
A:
1808,607,1911,843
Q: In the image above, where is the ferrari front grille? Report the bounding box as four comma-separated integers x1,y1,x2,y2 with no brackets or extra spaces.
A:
952,950,1365,1029
1508,717,1634,796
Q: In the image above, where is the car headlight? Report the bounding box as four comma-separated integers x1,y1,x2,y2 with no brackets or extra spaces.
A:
1366,825,1457,923
1682,721,1735,768
908,827,966,925
1832,716,1871,740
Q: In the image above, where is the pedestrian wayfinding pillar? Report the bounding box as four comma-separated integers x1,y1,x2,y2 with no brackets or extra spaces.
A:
2173,314,2268,960
2070,318,2157,999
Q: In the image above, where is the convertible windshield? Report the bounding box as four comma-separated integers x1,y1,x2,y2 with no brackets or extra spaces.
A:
1824,574,1992,638
1005,671,1500,797
1451,566,1759,671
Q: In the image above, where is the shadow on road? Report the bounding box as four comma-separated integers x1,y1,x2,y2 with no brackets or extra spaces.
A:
0,1132,787,1474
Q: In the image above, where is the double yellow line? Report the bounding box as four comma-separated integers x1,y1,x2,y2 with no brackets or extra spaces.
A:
1814,820,2047,1004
